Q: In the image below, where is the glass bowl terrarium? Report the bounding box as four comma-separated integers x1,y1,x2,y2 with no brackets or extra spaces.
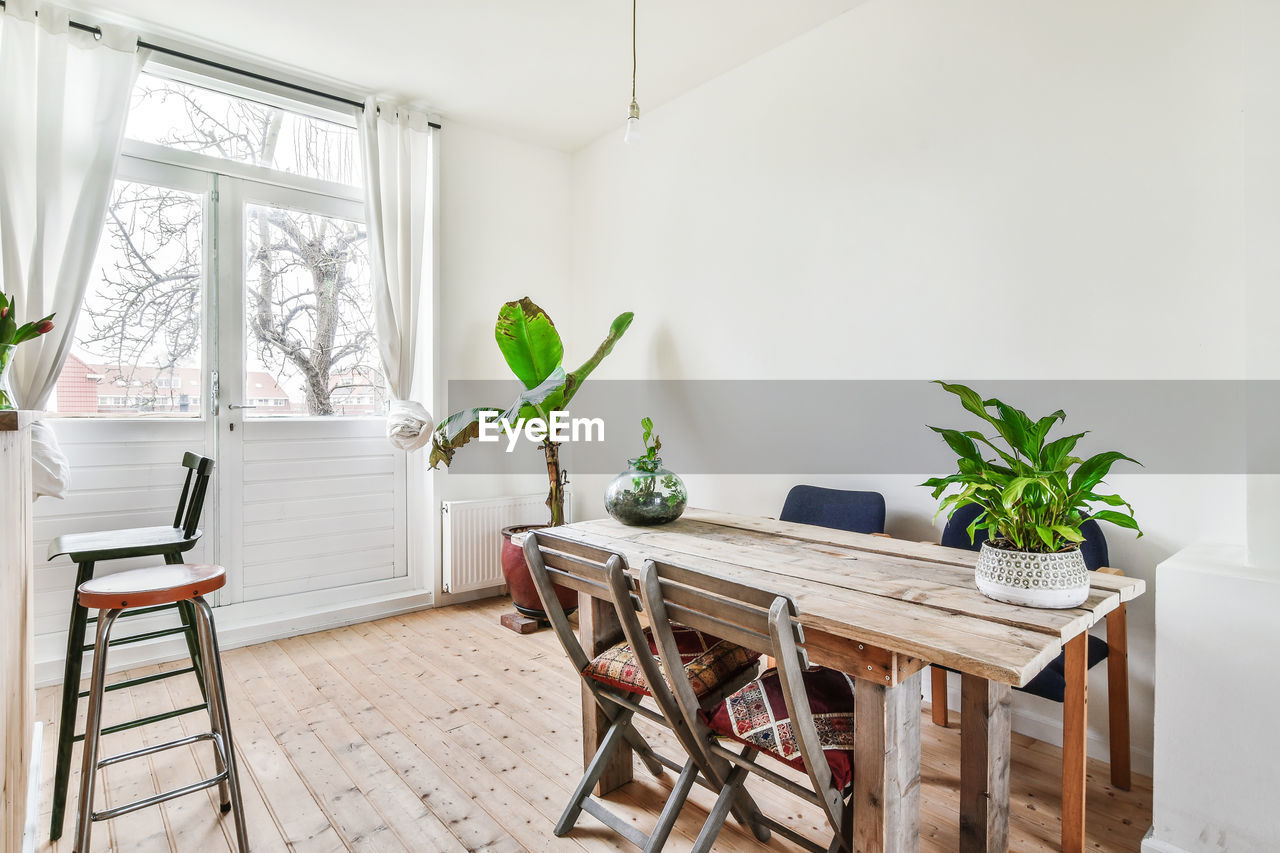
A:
604,417,687,526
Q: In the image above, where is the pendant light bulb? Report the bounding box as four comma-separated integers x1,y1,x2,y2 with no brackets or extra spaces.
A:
624,99,640,144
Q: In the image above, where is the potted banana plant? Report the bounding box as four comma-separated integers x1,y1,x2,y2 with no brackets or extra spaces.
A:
922,381,1142,609
429,297,633,624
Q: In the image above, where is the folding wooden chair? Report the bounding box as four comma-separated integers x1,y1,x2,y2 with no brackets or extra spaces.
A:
522,530,769,850
637,557,860,853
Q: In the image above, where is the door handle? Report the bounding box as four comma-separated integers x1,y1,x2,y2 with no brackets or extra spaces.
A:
227,403,258,410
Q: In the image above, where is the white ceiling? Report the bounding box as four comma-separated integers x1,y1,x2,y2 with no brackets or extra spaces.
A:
74,0,866,151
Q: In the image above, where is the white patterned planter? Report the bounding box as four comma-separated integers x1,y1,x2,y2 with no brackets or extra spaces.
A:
974,542,1090,609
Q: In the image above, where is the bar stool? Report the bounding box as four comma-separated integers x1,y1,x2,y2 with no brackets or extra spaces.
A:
49,452,214,841
73,564,248,853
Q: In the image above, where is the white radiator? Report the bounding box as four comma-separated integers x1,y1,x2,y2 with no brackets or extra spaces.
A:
441,492,573,594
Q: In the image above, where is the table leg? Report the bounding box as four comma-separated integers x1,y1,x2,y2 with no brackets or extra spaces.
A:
852,670,922,853
1106,605,1132,790
1062,633,1088,853
579,590,632,796
959,674,1010,853
930,666,950,727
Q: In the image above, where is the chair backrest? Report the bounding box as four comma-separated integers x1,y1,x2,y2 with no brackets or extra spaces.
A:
780,485,886,535
637,559,846,825
525,531,770,796
174,453,215,540
521,530,629,674
941,502,1110,571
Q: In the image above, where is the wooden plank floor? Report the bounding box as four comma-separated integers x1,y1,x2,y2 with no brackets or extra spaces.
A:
36,598,1151,852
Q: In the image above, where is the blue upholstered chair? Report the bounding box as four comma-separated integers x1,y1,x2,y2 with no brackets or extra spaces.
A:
935,503,1133,789
779,485,886,535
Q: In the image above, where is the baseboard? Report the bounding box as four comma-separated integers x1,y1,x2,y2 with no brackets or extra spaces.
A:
436,584,507,608
35,587,435,688
1142,827,1191,853
23,722,42,853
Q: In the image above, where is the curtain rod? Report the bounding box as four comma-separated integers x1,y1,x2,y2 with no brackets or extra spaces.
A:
0,0,443,129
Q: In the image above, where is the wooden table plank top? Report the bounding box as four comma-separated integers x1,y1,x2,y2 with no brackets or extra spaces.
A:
682,509,1146,604
527,509,1145,688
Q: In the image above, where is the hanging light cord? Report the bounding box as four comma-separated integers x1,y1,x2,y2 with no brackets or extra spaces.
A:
630,0,638,108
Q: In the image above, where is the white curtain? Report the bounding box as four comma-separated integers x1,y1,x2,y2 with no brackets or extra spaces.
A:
0,0,142,497
360,98,436,451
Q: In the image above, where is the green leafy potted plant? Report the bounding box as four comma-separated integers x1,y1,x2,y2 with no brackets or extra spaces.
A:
429,297,633,621
604,417,688,526
0,291,55,411
922,381,1141,608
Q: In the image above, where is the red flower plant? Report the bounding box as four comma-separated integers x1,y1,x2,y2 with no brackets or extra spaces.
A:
0,290,55,348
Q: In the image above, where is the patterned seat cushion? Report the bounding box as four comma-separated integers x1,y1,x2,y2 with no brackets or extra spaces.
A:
582,625,761,700
702,667,856,790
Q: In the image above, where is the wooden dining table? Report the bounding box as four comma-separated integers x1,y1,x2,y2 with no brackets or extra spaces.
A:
525,508,1145,853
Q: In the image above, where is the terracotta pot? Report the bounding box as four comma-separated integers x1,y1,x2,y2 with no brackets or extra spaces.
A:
501,524,578,619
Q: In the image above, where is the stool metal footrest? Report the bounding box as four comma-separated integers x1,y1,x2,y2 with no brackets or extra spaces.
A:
78,665,197,699
97,731,225,770
72,702,208,742
81,624,191,652
91,770,229,823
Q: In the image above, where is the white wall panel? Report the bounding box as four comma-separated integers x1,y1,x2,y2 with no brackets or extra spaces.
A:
236,418,406,601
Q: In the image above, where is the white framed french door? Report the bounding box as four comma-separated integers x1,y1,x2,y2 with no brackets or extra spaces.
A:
213,176,409,606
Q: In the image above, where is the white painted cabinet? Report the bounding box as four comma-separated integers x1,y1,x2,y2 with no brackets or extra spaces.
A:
1,412,36,853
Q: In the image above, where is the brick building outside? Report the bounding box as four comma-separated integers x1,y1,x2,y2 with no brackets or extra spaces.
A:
55,356,290,416
54,356,385,417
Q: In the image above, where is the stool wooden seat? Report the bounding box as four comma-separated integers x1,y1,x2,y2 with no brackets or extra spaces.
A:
78,564,226,611
72,564,247,853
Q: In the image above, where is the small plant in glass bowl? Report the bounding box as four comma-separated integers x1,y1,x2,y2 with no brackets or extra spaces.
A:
605,417,688,526
0,291,55,410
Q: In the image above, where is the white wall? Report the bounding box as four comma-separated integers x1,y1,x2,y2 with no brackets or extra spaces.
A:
565,0,1252,774
433,121,577,596
439,123,574,388
1243,0,1280,567
1142,3,1280,850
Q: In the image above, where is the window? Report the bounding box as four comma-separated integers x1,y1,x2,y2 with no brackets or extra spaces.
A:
243,204,386,418
126,71,360,185
55,179,204,417
53,61,386,418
